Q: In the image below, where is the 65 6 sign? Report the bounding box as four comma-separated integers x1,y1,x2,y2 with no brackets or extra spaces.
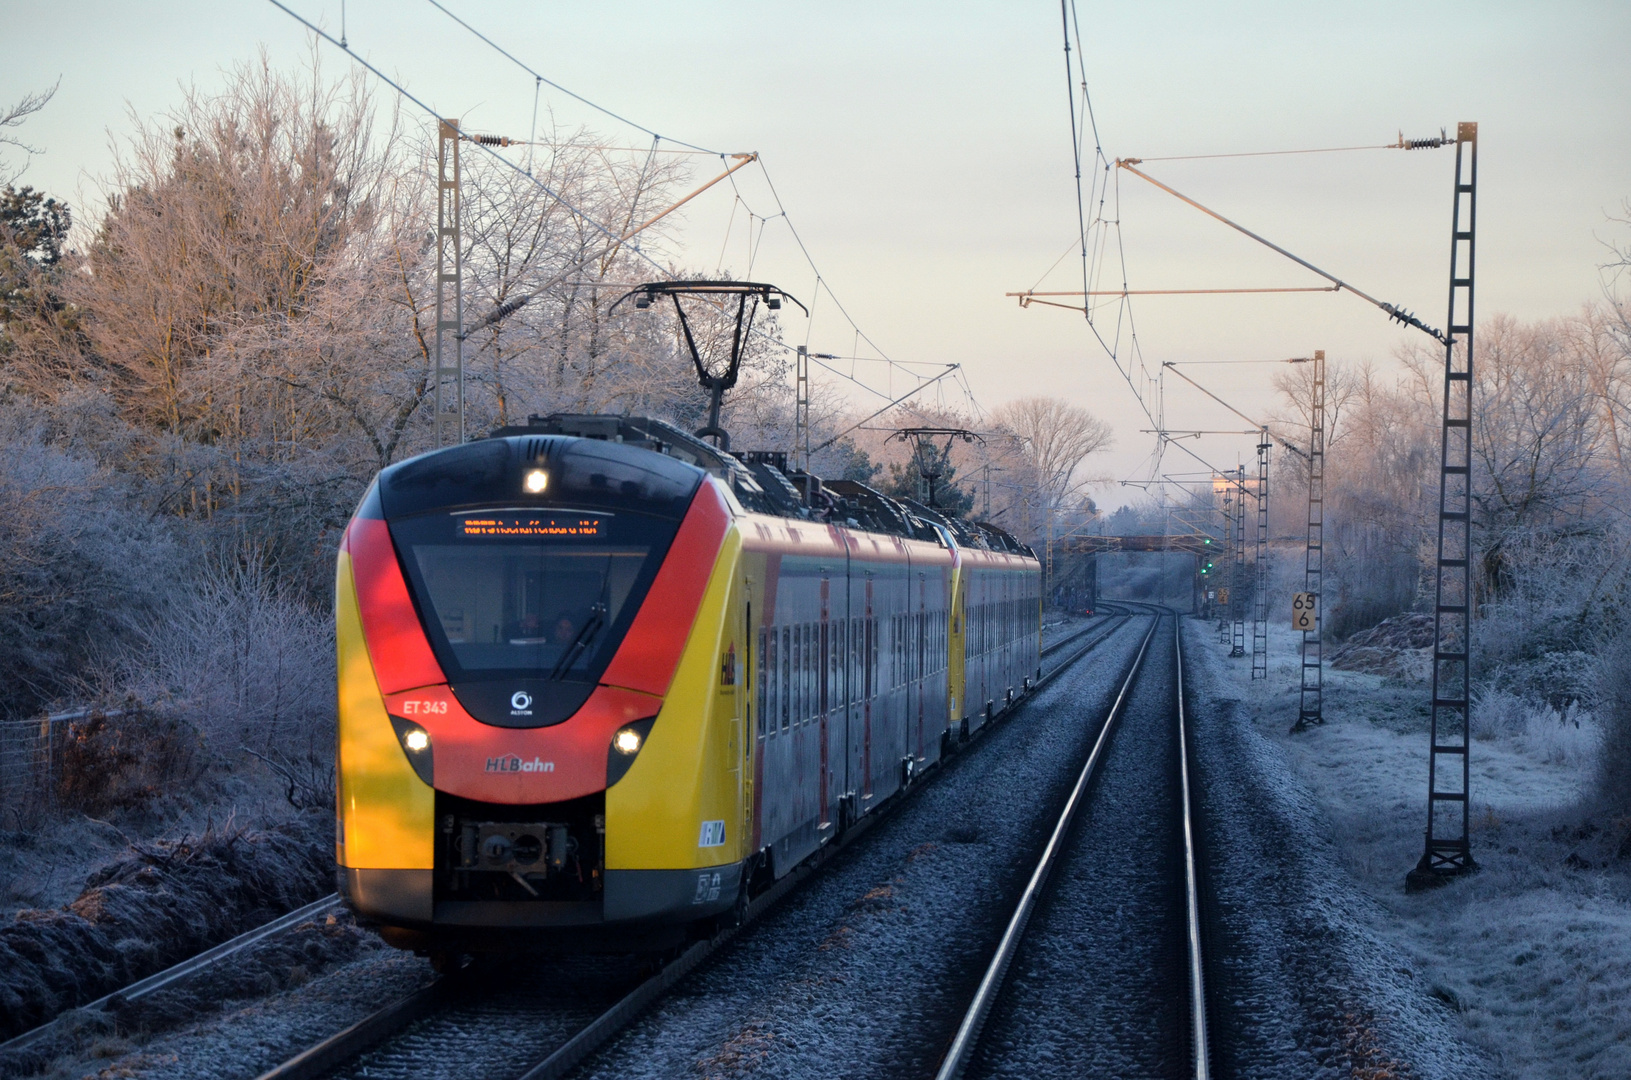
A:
1292,592,1318,631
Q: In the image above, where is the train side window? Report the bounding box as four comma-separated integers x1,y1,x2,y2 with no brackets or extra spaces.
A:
822,620,832,717
837,619,846,711
767,626,779,737
813,622,821,719
757,626,768,738
917,611,925,682
852,617,862,704
902,613,909,688
799,622,807,722
893,614,901,689
803,622,813,722
780,625,791,732
840,618,850,708
872,616,880,697
863,616,873,700
901,612,908,686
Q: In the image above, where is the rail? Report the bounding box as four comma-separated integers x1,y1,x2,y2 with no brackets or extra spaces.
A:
252,608,1138,1080
0,893,343,1065
1176,615,1211,1078
933,605,1212,1080
933,608,1159,1080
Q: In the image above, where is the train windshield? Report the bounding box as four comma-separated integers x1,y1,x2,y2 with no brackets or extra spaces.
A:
391,510,675,682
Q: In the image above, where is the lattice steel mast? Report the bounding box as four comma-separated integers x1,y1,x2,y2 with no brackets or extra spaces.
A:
430,121,463,447
433,119,465,447
1231,466,1247,657
1218,477,1234,644
1410,123,1479,888
1294,351,1326,729
1251,436,1270,679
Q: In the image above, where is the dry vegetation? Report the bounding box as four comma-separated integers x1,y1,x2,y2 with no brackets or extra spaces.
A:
0,60,1113,834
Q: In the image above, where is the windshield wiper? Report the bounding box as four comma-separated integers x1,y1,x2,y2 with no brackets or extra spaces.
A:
548,607,605,680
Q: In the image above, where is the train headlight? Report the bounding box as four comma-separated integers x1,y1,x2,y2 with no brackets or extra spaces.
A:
388,715,435,787
524,468,549,493
606,717,657,787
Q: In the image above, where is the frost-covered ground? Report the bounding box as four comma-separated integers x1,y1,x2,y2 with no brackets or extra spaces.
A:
1199,617,1631,1080
12,618,1108,1079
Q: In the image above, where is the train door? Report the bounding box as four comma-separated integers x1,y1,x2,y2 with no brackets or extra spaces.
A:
818,571,832,838
746,587,756,861
914,567,927,766
949,560,966,734
862,569,875,805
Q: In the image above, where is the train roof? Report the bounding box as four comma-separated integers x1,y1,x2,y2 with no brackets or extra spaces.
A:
485,414,1036,558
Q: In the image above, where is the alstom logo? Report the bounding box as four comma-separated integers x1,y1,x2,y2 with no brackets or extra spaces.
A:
485,755,554,773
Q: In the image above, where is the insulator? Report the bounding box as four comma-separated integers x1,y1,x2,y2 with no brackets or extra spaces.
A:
467,134,518,147
490,295,529,320
1395,127,1451,150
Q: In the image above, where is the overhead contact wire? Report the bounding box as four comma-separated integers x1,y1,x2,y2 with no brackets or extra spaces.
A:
423,0,719,155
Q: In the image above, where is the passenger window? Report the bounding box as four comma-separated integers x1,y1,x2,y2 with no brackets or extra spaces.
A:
799,623,810,722
781,625,791,732
823,621,833,717
757,626,768,737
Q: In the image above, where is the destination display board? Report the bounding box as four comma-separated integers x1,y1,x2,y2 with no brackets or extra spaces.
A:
457,513,607,539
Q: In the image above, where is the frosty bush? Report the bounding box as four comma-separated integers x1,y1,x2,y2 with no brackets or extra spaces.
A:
116,557,334,761
1471,686,1529,739
1594,633,1631,813
0,403,176,719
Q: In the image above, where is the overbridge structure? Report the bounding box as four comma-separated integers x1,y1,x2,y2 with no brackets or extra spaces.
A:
1052,534,1225,615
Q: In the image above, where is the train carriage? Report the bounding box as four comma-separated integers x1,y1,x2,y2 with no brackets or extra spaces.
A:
335,414,1040,952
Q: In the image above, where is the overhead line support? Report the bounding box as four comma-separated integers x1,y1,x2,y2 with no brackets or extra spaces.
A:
1409,122,1479,889
1252,435,1270,680
1162,362,1311,462
1293,350,1326,731
433,119,464,447
1231,465,1247,657
1115,158,1449,343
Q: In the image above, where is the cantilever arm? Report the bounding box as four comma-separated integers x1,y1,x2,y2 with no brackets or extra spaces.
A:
1116,159,1446,344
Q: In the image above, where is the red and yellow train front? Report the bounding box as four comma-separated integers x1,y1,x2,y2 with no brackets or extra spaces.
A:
334,436,750,947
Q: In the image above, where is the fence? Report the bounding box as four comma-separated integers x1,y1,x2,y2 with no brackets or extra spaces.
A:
0,710,107,829
1,708,332,829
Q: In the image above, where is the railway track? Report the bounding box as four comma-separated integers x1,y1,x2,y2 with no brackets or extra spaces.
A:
0,892,345,1070
0,614,1115,1080
248,608,1137,1080
935,610,1213,1080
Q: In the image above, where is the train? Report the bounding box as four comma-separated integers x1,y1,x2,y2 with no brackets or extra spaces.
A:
334,413,1041,953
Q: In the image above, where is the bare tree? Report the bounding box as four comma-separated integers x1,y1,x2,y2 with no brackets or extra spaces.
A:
0,80,57,184
988,396,1113,541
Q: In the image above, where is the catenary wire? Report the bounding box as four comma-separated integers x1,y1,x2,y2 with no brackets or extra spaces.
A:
423,0,720,155
424,0,962,415
271,0,962,425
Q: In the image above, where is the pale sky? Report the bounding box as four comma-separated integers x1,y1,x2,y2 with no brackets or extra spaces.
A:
5,1,1628,504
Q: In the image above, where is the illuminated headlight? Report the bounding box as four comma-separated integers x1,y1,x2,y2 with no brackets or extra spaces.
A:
606,718,656,787
524,468,549,493
388,715,435,787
